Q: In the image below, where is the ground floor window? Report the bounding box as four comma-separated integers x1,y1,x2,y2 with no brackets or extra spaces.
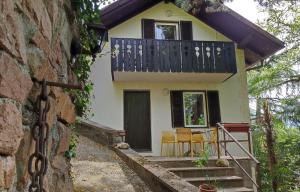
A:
183,92,207,127
170,90,221,128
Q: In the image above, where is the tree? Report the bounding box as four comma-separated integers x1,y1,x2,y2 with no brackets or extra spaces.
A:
248,0,300,103
175,0,233,15
263,101,278,192
248,0,300,191
248,0,300,126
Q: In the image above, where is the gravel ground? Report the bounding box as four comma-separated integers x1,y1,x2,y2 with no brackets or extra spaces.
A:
71,135,153,192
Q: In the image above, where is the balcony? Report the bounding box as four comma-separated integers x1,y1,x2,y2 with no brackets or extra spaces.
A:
111,38,237,83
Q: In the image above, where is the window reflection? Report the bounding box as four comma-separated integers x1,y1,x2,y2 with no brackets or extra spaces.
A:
155,23,178,40
183,92,207,127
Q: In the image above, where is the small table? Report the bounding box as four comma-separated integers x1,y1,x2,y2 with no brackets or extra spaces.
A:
191,130,205,135
221,123,252,154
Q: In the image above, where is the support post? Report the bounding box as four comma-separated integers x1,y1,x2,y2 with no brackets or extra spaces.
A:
216,125,221,159
256,162,261,192
223,130,227,156
248,131,252,154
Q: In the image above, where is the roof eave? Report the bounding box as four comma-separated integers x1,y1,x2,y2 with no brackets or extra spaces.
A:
99,0,285,65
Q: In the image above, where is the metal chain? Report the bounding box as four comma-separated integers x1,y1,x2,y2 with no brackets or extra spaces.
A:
28,79,50,192
27,78,82,192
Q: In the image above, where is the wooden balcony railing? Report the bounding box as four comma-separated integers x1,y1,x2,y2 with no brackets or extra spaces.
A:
111,38,237,74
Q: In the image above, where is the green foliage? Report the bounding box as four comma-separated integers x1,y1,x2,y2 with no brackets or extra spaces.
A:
70,0,103,117
175,0,193,11
194,146,221,189
71,55,94,117
248,1,300,191
194,146,210,167
248,0,300,100
174,0,232,14
248,0,300,124
71,0,101,22
65,0,112,159
65,121,80,159
253,121,300,191
65,0,117,158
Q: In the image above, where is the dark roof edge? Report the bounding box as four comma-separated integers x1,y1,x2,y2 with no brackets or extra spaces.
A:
101,0,132,17
99,0,285,65
227,8,284,48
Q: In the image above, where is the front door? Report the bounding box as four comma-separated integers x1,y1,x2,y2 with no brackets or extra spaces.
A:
124,91,151,152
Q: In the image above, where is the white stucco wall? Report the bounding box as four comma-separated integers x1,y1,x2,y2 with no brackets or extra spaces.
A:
109,2,230,41
90,2,251,156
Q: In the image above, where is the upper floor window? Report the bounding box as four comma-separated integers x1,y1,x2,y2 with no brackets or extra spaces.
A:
155,22,179,40
142,19,193,41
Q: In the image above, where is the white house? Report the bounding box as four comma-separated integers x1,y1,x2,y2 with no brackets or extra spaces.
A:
89,0,283,156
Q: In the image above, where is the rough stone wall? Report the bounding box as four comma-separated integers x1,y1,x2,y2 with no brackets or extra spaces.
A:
0,0,78,191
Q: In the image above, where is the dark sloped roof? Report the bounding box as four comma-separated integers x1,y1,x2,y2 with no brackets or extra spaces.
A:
100,0,284,65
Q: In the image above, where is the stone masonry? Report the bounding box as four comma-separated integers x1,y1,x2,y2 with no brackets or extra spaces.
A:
0,0,78,191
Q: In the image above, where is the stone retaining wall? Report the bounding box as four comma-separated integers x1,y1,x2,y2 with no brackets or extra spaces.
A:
0,0,77,191
79,119,125,146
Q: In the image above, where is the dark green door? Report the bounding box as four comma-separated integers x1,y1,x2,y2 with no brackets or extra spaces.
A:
124,91,151,152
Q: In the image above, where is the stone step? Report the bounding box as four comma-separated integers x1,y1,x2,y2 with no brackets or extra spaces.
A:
184,175,244,188
217,187,254,192
167,167,236,177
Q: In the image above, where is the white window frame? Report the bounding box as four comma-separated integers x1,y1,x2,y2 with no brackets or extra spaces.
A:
154,22,179,40
183,92,208,128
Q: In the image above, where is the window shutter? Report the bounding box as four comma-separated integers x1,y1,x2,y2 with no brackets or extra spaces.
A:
180,21,193,40
170,91,184,128
142,19,155,39
207,91,221,127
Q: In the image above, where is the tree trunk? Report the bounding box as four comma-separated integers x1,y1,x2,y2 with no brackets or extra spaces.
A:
262,101,278,192
256,98,262,124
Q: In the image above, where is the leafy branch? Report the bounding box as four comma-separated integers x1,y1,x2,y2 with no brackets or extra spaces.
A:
70,0,110,117
174,0,232,15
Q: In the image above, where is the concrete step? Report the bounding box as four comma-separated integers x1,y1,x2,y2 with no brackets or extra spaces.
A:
148,157,202,168
167,167,235,177
217,187,254,192
184,175,244,188
155,159,196,168
146,157,253,168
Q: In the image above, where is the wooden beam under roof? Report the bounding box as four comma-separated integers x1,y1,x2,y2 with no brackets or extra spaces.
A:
238,34,254,49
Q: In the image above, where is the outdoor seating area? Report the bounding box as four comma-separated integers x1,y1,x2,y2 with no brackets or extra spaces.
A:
160,128,217,158
160,123,252,158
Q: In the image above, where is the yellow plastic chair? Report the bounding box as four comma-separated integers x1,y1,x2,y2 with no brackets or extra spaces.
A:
160,131,176,157
192,133,205,154
176,128,193,157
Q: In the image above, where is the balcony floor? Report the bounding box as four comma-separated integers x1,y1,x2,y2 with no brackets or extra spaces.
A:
113,71,233,83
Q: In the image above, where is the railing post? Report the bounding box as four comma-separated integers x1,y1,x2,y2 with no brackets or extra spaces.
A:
256,162,261,192
217,122,260,189
217,124,221,159
223,130,227,156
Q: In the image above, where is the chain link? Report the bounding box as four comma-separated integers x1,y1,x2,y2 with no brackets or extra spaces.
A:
28,79,50,192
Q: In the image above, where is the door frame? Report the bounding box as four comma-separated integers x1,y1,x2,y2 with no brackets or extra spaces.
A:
123,90,152,152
